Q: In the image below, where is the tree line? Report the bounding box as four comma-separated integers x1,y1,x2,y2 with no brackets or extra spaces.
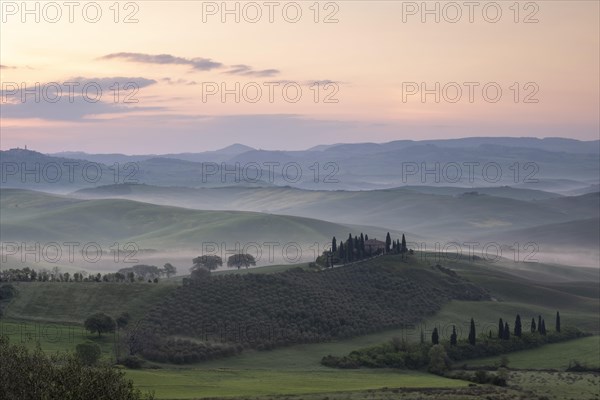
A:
0,263,177,283
322,311,578,371
317,232,410,267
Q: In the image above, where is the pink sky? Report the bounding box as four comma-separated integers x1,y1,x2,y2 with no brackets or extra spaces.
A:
1,1,598,153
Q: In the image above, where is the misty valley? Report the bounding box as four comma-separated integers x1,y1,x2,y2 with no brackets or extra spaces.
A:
0,138,598,400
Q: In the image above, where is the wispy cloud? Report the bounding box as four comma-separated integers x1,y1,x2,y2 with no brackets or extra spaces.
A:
225,64,280,77
100,52,281,77
100,52,223,71
1,77,160,121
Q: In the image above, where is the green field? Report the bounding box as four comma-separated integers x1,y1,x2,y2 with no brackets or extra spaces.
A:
508,370,600,400
2,253,599,400
4,281,177,323
126,369,467,399
0,320,118,361
465,336,600,369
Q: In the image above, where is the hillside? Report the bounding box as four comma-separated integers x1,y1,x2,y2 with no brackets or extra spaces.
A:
5,138,600,193
3,281,177,324
0,189,404,270
134,255,489,363
72,184,598,238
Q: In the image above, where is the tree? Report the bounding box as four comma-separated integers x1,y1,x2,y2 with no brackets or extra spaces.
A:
190,267,210,281
163,263,177,278
346,234,354,262
428,344,449,375
84,313,116,337
503,322,510,340
401,234,407,253
468,318,476,345
75,342,101,366
385,232,391,253
555,311,561,333
338,241,345,262
538,315,542,334
332,237,337,253
540,319,547,335
227,253,257,269
498,318,504,339
514,314,522,337
116,312,131,329
0,336,154,399
450,325,457,346
531,317,537,333
359,233,365,254
431,327,439,345
192,255,222,271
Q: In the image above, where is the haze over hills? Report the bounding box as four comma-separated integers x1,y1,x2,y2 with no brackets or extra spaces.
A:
0,189,406,271
1,137,598,268
4,137,595,192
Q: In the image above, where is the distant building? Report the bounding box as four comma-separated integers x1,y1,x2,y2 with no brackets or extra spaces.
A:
364,239,386,253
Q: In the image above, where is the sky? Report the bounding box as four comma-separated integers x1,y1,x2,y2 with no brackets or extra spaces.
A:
1,0,599,153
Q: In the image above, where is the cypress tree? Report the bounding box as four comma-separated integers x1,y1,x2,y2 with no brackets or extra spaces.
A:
431,328,439,345
504,322,510,340
401,234,407,253
498,318,504,339
332,237,337,253
338,242,345,262
360,233,365,254
531,317,537,333
450,326,457,346
555,311,561,333
514,314,522,337
488,330,493,339
541,319,546,335
365,234,369,241
347,234,353,262
385,232,391,253
354,235,361,259
468,318,476,345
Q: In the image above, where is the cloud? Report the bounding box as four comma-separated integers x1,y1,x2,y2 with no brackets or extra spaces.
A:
0,65,16,69
100,52,280,77
0,96,163,121
225,65,280,77
161,77,198,86
101,52,223,71
1,77,160,121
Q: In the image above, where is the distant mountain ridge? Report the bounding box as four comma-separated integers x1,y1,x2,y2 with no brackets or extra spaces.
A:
2,137,599,193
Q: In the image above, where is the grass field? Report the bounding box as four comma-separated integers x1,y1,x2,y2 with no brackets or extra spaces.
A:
2,254,598,400
465,336,600,369
509,370,600,400
3,281,177,323
214,263,310,275
126,369,468,399
0,320,118,360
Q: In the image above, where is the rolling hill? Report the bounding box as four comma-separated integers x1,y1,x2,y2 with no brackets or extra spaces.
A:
0,189,405,271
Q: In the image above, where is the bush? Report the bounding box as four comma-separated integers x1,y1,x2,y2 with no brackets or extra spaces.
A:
75,342,101,366
120,356,144,369
428,344,450,375
0,336,154,399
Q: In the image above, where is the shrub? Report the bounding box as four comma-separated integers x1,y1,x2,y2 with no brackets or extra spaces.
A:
121,356,144,369
75,342,101,366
